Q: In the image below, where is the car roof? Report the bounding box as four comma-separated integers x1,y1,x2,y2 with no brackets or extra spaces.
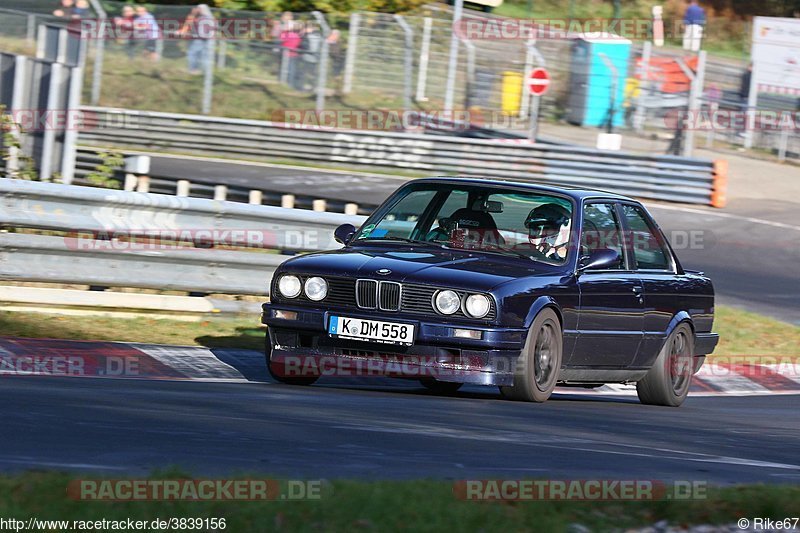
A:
409,177,637,203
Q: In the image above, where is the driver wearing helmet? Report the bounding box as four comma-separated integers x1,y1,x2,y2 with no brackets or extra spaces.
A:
522,203,571,261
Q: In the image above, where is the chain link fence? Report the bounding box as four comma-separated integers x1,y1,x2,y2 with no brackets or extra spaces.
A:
0,2,795,160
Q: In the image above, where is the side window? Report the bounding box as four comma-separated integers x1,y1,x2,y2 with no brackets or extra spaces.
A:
581,203,625,270
621,204,672,270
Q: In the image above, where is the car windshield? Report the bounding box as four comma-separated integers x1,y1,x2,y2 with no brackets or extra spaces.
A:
354,184,574,264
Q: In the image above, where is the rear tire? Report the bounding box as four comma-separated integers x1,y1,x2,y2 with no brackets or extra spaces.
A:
420,378,463,395
500,308,562,402
265,333,318,386
636,323,694,407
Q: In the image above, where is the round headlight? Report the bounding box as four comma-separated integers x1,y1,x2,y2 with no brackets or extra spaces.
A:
277,275,301,299
304,276,328,301
434,290,460,315
465,294,491,318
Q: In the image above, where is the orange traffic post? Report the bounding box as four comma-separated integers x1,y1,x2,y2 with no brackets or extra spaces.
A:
711,159,728,208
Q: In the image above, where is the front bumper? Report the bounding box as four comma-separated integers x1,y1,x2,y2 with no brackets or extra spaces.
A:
261,303,526,386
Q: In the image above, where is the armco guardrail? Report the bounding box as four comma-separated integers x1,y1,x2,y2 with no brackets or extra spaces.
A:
78,107,728,207
0,179,366,296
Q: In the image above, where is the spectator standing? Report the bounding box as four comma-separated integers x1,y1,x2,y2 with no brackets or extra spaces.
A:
134,5,161,61
280,21,301,89
114,5,137,59
180,4,216,75
682,0,705,52
54,0,88,19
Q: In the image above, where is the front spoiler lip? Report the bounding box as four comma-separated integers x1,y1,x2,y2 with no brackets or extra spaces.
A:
261,302,526,350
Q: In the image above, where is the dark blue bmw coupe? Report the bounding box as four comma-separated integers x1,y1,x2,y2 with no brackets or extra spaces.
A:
262,178,719,406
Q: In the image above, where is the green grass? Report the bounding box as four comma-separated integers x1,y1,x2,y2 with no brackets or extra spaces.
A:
0,310,264,350
1,304,798,359
0,472,798,531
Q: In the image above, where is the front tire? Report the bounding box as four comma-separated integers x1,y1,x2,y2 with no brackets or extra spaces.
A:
636,323,694,407
265,333,318,386
500,308,562,402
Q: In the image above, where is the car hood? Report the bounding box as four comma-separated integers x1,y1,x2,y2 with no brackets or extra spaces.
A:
280,244,561,292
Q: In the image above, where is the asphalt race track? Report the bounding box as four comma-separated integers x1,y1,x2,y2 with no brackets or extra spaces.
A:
147,153,800,324
1,374,799,483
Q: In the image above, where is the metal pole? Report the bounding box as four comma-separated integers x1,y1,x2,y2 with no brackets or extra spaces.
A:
778,128,788,162
342,12,360,94
312,11,331,113
416,16,432,102
744,18,760,149
217,39,227,69
443,0,464,114
394,15,414,111
60,65,83,185
682,50,706,157
632,41,651,133
528,94,540,142
462,38,475,110
520,39,538,118
202,36,216,114
26,14,36,43
87,0,106,105
598,52,619,134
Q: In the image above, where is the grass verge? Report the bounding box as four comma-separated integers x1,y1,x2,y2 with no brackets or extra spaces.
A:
0,304,797,358
0,472,797,531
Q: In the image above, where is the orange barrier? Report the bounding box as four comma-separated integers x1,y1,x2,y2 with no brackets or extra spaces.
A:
711,159,728,208
635,56,698,94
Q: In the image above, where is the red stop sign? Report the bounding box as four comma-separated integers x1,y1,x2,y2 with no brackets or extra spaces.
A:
526,67,550,96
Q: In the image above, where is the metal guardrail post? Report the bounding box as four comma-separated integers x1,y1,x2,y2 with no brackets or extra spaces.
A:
39,62,64,181
342,12,360,94
682,50,706,157
312,11,331,113
394,15,414,111
415,17,432,102
87,0,106,105
60,65,83,185
778,129,789,162
5,55,28,176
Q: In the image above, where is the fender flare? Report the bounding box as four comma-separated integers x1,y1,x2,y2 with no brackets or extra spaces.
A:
522,295,563,331
655,310,695,354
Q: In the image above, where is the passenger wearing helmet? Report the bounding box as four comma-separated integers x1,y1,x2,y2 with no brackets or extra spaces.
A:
522,203,571,261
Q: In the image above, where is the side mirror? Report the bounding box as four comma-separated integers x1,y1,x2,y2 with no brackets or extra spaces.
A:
334,223,356,245
577,248,620,273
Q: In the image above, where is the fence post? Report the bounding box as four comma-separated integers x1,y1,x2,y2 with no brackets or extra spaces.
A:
394,15,414,110
202,36,216,114
342,12,360,94
444,0,464,113
312,11,331,113
26,14,36,43
87,0,106,105
682,50,706,157
216,39,227,69
416,17,432,102
461,38,475,111
778,128,789,162
632,41,651,133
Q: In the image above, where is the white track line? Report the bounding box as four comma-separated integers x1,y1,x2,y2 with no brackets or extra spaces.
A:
646,203,800,231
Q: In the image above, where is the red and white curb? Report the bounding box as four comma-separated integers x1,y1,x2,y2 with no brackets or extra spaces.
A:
1,337,798,396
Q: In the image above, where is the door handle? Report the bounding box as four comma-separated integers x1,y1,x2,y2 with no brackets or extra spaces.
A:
632,286,643,294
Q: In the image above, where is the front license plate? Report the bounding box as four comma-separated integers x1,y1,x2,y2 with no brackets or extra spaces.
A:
328,315,415,346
